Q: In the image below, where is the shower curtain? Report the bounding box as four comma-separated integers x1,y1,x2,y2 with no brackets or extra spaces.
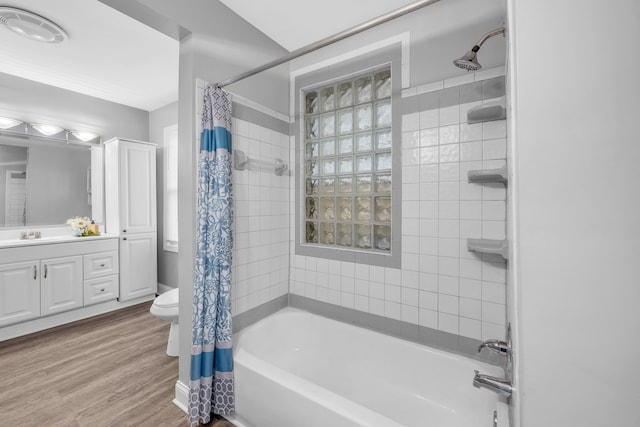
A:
189,86,235,425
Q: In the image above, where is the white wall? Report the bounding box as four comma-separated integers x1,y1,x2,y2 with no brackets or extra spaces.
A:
508,1,640,426
0,72,149,141
290,70,509,340
150,101,179,289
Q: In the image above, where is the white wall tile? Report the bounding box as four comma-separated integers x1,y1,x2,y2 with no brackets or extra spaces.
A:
482,301,506,325
439,294,459,315
419,308,438,329
420,128,439,146
482,281,506,304
419,109,439,129
438,275,459,297
420,165,439,182
439,105,460,126
460,297,482,320
288,79,508,342
369,298,385,316
402,112,420,132
402,305,419,324
402,288,419,306
482,119,507,139
385,284,401,303
459,317,482,340
438,313,459,334
419,290,438,310
483,138,507,160
438,238,459,258
385,301,402,320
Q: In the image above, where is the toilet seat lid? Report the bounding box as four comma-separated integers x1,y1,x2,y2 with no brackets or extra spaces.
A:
154,288,179,308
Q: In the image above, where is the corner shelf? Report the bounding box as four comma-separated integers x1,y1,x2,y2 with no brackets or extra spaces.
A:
467,102,506,124
467,165,507,184
467,238,508,260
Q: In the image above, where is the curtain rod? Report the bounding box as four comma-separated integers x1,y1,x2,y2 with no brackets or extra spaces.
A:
212,0,441,88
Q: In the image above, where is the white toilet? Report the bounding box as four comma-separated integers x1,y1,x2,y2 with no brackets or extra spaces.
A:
150,288,179,357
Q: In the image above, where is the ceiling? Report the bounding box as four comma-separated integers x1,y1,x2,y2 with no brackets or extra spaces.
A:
0,0,178,112
0,1,493,112
219,0,419,52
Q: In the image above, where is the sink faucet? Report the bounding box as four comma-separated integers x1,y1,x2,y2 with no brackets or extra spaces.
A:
473,370,513,397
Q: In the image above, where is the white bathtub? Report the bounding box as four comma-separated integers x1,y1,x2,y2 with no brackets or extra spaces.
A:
229,308,509,427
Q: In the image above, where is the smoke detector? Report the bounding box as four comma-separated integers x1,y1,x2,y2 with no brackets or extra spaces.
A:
0,7,67,43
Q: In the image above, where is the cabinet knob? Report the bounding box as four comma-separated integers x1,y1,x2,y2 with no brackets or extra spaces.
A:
100,264,105,267
122,229,127,233
33,265,37,280
123,237,127,241
100,288,105,292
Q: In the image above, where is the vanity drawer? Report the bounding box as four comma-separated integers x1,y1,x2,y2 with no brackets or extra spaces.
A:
84,275,119,306
83,251,118,279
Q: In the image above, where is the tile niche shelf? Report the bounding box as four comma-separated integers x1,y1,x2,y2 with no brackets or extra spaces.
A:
467,100,506,124
467,165,508,184
467,238,509,260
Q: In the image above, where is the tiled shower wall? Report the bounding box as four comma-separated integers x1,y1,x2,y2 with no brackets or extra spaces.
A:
196,81,290,317
289,71,507,341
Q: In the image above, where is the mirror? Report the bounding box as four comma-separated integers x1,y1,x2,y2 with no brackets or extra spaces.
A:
0,134,101,228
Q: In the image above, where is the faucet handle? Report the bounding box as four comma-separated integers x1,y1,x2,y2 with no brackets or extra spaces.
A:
478,339,510,356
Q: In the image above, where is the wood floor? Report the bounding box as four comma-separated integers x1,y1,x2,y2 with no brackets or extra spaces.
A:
0,302,234,427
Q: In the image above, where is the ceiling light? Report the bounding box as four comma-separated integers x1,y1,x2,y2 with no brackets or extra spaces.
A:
31,123,64,136
0,7,67,43
70,131,98,142
0,117,22,129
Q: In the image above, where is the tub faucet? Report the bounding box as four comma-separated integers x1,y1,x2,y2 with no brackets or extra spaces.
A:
473,370,513,398
478,339,510,356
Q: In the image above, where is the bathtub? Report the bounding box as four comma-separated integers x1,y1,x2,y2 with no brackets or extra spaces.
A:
229,308,509,427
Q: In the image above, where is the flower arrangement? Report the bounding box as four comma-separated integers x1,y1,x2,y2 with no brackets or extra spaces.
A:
66,216,100,236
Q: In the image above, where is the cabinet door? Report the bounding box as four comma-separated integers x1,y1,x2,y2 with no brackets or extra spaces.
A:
119,232,157,301
41,256,83,316
119,141,156,234
0,261,40,327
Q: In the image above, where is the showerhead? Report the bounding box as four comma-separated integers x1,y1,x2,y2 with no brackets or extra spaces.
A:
453,46,481,71
454,26,505,72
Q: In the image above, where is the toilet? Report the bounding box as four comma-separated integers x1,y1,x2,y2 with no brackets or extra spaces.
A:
150,288,179,357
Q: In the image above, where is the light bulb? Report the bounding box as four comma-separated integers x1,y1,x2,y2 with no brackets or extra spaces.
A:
31,123,64,136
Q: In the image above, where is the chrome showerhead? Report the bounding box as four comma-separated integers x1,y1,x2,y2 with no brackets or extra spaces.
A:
454,26,505,72
453,46,481,71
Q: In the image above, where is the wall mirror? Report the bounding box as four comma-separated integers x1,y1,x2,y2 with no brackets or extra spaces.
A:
0,134,103,228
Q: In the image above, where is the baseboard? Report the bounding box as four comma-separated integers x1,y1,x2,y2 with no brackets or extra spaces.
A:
0,294,155,342
158,283,175,295
173,380,189,414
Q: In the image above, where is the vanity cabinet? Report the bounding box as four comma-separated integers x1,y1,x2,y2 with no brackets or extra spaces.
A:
40,256,83,316
0,238,119,328
0,261,40,326
119,232,157,301
104,138,158,302
83,250,119,306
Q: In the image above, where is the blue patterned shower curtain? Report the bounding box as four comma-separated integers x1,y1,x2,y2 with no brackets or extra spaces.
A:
189,86,235,426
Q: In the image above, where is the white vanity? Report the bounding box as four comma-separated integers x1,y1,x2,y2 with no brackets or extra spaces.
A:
0,234,119,329
0,138,158,341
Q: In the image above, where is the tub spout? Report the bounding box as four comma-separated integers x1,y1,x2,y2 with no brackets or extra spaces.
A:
473,370,513,397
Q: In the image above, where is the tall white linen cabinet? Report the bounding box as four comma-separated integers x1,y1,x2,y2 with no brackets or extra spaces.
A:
104,138,158,302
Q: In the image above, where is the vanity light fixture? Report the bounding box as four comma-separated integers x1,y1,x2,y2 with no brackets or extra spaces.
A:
0,117,22,129
70,131,99,142
0,7,67,43
0,115,101,145
31,123,64,136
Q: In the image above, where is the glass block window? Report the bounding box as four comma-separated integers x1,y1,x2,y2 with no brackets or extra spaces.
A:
303,68,392,252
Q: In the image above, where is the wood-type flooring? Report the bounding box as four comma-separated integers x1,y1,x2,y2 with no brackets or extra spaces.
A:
0,302,233,427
